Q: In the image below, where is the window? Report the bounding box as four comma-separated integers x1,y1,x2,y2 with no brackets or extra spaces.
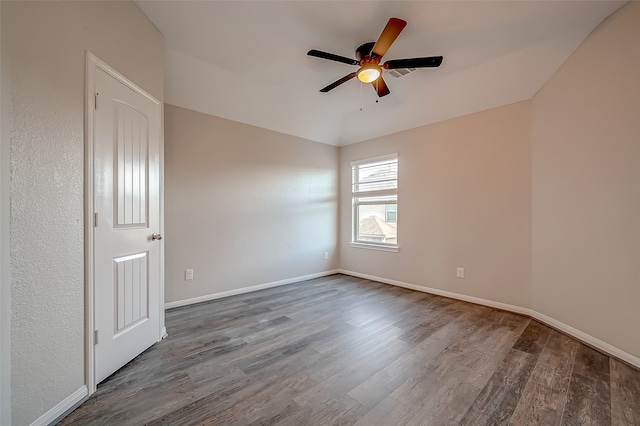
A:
351,154,398,250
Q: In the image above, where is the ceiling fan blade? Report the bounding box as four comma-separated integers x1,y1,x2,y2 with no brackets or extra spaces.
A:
372,75,390,97
308,49,359,66
371,18,407,58
320,72,357,92
384,56,443,69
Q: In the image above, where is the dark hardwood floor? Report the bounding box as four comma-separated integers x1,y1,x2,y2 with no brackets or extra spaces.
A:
59,274,640,425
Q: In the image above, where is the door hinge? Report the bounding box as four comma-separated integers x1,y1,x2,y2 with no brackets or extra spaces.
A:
94,330,99,345
95,92,99,110
94,212,98,227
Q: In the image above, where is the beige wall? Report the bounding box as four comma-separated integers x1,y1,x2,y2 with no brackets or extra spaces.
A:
2,1,164,424
0,3,11,424
339,101,532,309
531,1,640,358
164,105,338,304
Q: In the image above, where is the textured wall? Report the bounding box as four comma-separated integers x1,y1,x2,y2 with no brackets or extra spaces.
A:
164,105,338,304
0,3,12,424
3,1,163,424
339,101,532,309
531,1,640,358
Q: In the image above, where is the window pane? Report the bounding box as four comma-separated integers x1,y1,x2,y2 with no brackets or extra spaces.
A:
353,159,397,193
357,204,397,244
385,204,397,223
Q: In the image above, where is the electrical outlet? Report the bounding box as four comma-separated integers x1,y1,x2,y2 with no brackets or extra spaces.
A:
324,252,329,260
456,267,465,278
185,269,194,280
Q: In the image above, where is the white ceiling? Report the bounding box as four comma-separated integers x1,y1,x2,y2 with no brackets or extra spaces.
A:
136,0,626,146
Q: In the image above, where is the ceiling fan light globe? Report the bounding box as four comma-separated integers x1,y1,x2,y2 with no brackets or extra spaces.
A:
357,68,380,83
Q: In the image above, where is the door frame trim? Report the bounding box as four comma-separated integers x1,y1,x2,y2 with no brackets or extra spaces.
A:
85,52,165,393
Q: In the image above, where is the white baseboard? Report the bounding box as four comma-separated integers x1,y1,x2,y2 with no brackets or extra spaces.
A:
165,270,340,309
35,269,639,426
338,269,532,317
530,310,640,369
338,269,640,369
164,267,640,368
30,385,87,426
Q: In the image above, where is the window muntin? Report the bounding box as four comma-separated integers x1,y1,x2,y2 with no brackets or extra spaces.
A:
352,155,398,248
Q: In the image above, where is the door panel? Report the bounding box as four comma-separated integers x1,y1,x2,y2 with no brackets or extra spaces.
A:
114,252,148,333
94,67,161,384
115,102,148,227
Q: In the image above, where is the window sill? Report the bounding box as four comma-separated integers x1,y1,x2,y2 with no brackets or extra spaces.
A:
350,242,399,253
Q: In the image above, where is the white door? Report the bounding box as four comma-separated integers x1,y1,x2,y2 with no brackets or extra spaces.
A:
93,66,162,384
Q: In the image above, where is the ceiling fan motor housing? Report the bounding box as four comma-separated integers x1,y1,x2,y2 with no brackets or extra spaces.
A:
356,42,376,61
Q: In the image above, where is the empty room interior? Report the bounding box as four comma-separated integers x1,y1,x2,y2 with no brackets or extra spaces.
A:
1,1,640,425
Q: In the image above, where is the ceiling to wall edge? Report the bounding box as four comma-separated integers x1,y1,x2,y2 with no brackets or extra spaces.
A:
151,1,626,147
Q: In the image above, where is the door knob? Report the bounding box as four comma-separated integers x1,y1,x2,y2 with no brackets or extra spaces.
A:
151,233,163,241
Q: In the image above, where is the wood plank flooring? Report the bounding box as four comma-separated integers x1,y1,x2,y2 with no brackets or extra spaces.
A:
59,274,640,425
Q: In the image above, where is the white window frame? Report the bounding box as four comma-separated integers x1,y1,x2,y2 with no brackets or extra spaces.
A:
351,153,399,252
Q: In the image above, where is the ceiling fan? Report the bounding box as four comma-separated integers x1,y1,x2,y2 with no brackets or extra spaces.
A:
307,18,443,97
